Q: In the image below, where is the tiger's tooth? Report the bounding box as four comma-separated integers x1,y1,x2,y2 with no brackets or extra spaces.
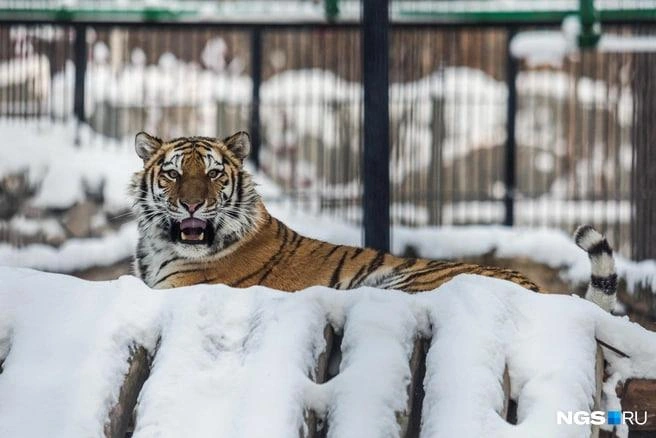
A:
181,231,204,241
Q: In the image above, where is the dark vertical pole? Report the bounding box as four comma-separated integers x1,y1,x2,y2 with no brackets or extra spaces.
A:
250,28,262,170
504,27,518,227
362,0,390,251
73,24,87,124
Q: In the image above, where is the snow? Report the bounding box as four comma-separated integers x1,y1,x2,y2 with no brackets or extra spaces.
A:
316,291,420,438
0,216,66,242
393,224,656,294
1,267,656,437
0,269,161,438
134,287,327,438
510,30,573,68
0,120,141,212
0,223,137,273
441,199,632,225
511,15,656,67
0,55,50,90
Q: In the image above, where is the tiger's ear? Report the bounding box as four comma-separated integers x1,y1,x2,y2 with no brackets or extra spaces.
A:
135,132,163,163
223,131,251,163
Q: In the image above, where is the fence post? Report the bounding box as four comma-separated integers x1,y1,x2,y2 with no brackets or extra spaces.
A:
250,28,262,170
504,26,518,227
73,24,87,124
362,0,390,251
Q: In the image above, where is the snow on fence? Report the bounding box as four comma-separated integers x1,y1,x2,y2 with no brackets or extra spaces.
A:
1,267,656,438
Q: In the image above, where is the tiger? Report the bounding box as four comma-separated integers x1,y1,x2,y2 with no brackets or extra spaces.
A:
130,130,617,311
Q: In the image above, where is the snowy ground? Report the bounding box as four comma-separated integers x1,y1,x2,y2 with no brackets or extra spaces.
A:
1,267,655,438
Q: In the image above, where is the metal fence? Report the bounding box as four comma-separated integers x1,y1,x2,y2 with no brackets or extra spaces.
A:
0,2,655,258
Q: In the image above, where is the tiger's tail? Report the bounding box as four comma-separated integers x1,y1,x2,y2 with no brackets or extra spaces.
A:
573,225,618,313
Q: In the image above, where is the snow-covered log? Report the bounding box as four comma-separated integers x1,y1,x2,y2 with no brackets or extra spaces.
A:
105,345,152,438
1,267,656,438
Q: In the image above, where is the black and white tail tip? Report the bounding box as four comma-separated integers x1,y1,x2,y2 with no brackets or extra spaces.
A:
574,225,617,313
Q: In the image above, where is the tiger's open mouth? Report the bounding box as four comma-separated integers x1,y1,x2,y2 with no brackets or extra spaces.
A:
170,218,214,245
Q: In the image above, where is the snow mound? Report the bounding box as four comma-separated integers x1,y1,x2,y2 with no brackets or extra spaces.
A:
1,267,655,438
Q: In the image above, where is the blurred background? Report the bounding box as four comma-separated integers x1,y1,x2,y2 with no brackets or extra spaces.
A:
0,0,655,317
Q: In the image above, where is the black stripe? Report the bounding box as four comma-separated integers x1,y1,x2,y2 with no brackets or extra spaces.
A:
257,229,290,284
139,174,148,199
309,241,325,256
149,167,157,198
156,256,179,274
355,250,387,285
329,251,349,288
194,139,216,150
588,240,613,257
574,224,594,246
275,219,284,238
154,268,200,287
284,231,304,259
395,258,418,271
590,274,617,294
137,254,148,279
221,232,239,251
167,144,194,155
169,138,191,147
382,266,450,290
419,265,472,285
229,264,269,287
324,245,343,260
237,172,244,202
346,265,368,288
350,248,364,260
227,172,237,201
231,225,289,286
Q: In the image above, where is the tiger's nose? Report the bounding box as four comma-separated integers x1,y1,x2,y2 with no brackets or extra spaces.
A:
181,200,203,213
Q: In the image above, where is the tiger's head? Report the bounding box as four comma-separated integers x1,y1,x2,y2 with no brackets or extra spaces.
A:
130,131,263,259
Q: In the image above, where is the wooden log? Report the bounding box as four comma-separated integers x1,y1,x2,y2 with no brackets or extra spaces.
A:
591,345,604,438
305,325,335,438
400,337,429,438
500,366,511,420
103,344,152,438
618,379,656,431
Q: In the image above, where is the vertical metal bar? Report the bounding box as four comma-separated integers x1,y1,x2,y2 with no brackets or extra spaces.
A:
73,24,87,124
504,26,518,227
362,0,390,251
250,27,262,170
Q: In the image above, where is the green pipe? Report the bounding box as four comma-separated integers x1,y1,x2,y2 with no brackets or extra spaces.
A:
325,0,339,21
0,6,194,22
395,6,656,25
0,4,655,25
578,0,601,48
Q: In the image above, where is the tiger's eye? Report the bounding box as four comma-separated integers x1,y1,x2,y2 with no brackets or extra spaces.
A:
207,169,220,179
165,170,179,179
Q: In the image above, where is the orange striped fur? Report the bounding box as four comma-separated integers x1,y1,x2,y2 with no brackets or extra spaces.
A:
131,131,539,292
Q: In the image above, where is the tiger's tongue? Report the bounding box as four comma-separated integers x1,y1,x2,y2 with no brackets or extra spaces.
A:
180,218,207,241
